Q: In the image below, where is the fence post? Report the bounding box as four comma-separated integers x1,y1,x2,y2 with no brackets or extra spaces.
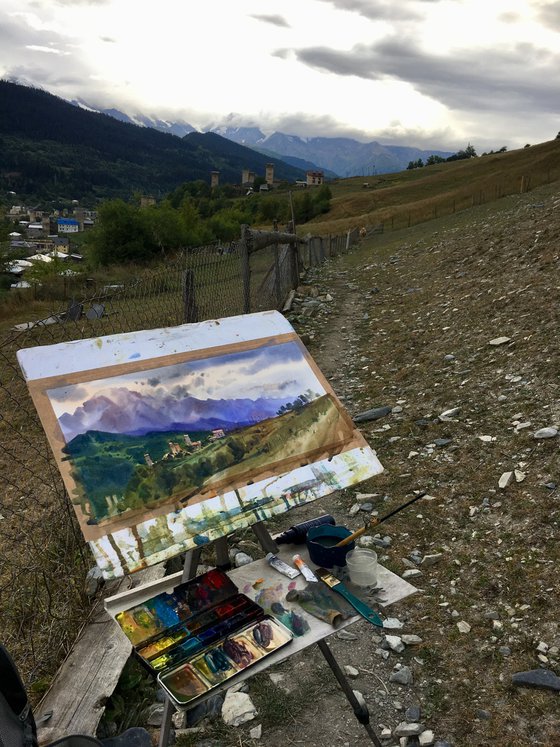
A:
182,269,198,323
240,225,252,314
274,245,282,309
290,240,299,290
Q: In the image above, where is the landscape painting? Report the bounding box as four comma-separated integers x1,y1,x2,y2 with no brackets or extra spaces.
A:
20,315,384,578
46,338,355,535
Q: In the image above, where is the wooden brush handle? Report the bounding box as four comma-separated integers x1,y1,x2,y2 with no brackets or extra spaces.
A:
335,525,367,548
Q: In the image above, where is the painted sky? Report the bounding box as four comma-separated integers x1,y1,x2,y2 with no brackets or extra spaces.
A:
1,0,559,150
47,341,325,422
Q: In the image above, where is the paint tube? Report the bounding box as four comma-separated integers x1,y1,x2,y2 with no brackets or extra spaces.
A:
265,552,300,579
292,554,318,582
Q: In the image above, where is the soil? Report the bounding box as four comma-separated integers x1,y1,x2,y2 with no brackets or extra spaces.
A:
176,181,560,747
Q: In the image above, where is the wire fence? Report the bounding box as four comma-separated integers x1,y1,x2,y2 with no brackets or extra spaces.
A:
0,226,359,689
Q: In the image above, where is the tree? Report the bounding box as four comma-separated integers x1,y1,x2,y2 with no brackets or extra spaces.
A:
426,155,446,165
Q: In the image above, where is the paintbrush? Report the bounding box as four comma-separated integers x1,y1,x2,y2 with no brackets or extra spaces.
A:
315,568,384,627
334,491,428,548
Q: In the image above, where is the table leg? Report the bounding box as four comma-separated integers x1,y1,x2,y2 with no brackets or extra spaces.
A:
317,639,383,747
157,697,175,747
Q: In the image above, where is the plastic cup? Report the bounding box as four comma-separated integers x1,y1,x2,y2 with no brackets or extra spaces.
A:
345,548,378,587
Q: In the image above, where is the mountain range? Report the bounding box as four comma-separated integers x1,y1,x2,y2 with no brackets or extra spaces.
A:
77,102,454,177
58,386,294,444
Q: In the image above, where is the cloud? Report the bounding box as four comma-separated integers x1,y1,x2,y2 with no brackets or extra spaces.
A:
25,44,69,55
536,0,560,28
100,36,116,43
250,13,290,28
292,37,560,113
312,0,444,22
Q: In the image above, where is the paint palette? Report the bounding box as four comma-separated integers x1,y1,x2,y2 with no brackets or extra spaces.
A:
114,569,293,706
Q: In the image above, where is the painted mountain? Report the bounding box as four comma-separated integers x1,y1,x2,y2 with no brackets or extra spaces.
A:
58,387,295,443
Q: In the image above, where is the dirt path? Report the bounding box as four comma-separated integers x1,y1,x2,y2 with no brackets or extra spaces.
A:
178,183,560,747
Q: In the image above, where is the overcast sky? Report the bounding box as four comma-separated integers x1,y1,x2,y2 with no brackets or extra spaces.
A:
1,0,559,150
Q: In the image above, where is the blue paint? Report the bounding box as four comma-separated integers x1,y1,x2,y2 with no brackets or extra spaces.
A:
129,352,141,359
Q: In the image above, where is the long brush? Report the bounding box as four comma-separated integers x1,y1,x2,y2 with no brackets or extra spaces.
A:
334,491,428,548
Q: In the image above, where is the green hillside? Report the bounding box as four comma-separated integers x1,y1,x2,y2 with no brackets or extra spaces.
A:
0,81,304,203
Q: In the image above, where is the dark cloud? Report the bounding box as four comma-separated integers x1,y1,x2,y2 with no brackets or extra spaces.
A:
536,0,560,28
147,377,160,387
250,13,290,28
100,36,116,43
292,37,560,113
313,0,445,22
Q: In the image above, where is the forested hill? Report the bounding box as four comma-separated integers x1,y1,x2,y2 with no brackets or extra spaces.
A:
0,80,304,204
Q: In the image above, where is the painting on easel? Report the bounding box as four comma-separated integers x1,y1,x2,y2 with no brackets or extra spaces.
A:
18,311,383,578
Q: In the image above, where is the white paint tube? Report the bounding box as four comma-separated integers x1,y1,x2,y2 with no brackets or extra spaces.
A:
266,552,300,579
293,554,318,582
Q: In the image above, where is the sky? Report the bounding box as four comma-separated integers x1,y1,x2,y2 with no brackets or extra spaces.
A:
1,0,559,150
48,341,325,430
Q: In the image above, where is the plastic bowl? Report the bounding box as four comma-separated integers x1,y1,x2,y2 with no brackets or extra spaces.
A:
306,525,355,568
345,548,378,587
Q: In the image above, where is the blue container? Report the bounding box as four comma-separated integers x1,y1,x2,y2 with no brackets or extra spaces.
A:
306,525,355,568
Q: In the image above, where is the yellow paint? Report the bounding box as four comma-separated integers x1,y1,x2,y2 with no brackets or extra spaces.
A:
95,338,103,349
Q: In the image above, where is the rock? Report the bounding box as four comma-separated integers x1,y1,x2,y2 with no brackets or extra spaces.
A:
537,641,549,654
249,724,262,740
456,621,471,633
419,731,435,746
359,535,378,549
498,472,514,489
337,629,358,641
344,665,360,678
514,470,526,483
354,406,393,423
488,336,511,346
393,722,424,737
478,435,496,442
433,438,452,447
512,669,560,691
405,704,421,721
146,704,165,727
402,569,423,579
385,635,405,653
360,502,374,512
438,407,460,421
234,552,253,567
421,553,443,567
390,666,413,686
383,617,405,630
434,742,453,747
221,691,257,727
476,709,492,720
84,566,104,597
349,503,361,516
353,690,367,709
534,427,558,439
402,635,423,646
444,354,455,361
499,646,511,656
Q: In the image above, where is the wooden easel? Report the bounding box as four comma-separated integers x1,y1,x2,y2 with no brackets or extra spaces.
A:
156,521,383,747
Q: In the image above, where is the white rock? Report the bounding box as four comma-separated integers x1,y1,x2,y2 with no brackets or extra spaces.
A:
344,665,360,677
514,470,526,483
385,635,405,653
457,620,471,633
402,634,423,645
221,691,257,727
349,503,361,516
515,422,532,431
249,724,262,740
234,552,254,567
439,407,460,421
383,617,404,630
537,641,549,654
498,471,514,489
353,690,366,708
419,729,435,745
489,336,511,346
534,427,558,439
478,435,496,442
393,722,424,737
402,569,422,579
421,553,443,566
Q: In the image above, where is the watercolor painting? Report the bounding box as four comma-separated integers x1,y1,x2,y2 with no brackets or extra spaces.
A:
19,313,384,578
46,340,354,534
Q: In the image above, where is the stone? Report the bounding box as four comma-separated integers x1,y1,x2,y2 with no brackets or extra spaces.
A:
393,722,424,737
353,690,367,709
438,407,460,421
360,502,374,512
478,435,496,442
234,552,253,567
419,731,435,746
349,503,361,516
344,665,360,678
221,691,257,726
249,724,262,740
402,635,423,646
499,646,512,656
146,704,165,727
498,472,514,489
405,704,421,721
186,694,224,726
457,621,471,633
512,669,560,691
534,427,558,439
354,406,393,423
421,553,443,567
476,709,492,720
537,641,549,654
337,629,358,641
434,742,453,747
433,438,452,447
444,354,455,361
402,569,423,579
390,666,413,686
385,635,405,653
488,336,511,346
383,617,405,630
514,470,526,483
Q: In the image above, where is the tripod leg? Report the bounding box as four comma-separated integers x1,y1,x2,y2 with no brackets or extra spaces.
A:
317,639,383,747
157,697,175,747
